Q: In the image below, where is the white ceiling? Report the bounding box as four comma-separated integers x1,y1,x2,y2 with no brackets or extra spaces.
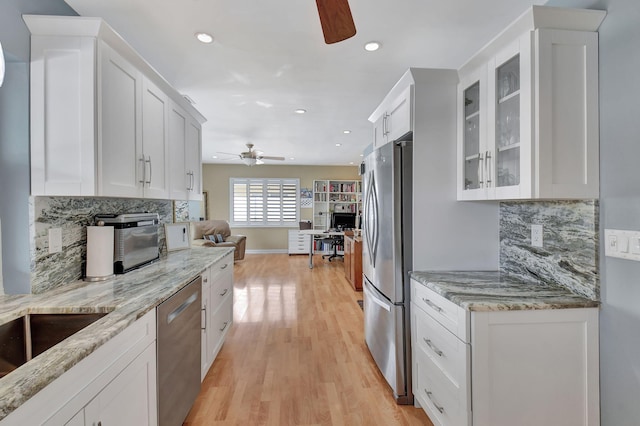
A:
64,0,545,166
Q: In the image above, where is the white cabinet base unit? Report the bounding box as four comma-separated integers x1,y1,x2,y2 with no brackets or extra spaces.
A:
3,310,157,426
456,6,606,200
411,280,599,426
25,15,206,199
288,230,311,254
201,252,234,381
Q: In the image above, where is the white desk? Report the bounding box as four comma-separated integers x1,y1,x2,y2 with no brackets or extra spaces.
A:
298,230,344,268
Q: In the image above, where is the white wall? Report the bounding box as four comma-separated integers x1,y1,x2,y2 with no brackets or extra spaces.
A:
0,0,77,294
545,0,640,424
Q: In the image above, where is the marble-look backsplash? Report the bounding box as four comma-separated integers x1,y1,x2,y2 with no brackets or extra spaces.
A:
29,196,173,294
500,200,599,300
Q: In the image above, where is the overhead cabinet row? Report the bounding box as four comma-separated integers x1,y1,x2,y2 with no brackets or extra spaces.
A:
25,15,205,200
457,6,605,201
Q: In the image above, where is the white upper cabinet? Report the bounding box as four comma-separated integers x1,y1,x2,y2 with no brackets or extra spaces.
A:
370,84,413,149
457,6,605,201
99,42,143,198
168,101,202,201
25,15,205,199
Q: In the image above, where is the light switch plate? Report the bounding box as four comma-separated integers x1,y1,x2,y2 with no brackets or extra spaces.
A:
605,229,640,261
531,224,543,248
48,228,62,254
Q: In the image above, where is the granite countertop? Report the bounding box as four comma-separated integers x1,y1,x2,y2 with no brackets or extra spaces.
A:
0,246,233,421
410,271,599,312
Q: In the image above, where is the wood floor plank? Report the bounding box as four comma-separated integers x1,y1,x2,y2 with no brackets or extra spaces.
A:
184,253,433,426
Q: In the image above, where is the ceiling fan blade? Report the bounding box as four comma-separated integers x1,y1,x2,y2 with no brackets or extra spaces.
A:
316,0,356,44
217,151,241,157
259,156,285,161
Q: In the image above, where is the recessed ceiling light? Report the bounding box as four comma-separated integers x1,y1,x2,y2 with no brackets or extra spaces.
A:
364,41,381,52
295,109,306,114
335,143,342,147
195,32,214,44
360,154,364,156
343,130,351,134
212,155,218,159
350,162,354,165
289,157,295,160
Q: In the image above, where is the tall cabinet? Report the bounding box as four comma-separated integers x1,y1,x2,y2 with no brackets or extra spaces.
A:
457,6,605,201
25,15,206,200
312,180,362,230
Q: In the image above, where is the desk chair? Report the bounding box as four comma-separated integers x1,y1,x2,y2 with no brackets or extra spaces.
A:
321,235,344,262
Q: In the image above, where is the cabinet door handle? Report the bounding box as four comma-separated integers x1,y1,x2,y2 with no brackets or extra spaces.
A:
485,150,492,186
219,288,229,297
139,155,146,185
190,171,195,191
422,298,443,313
424,389,445,414
186,171,191,191
477,152,484,187
424,338,444,357
221,263,228,270
201,305,207,330
219,321,229,332
146,156,152,186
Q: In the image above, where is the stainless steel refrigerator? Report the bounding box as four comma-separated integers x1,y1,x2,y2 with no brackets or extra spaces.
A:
362,139,413,404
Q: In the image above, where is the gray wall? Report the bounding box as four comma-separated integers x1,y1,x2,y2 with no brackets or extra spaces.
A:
0,0,76,294
545,0,640,424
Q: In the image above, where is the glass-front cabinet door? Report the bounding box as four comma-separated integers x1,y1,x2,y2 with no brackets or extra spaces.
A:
495,55,520,189
457,66,487,200
488,35,532,199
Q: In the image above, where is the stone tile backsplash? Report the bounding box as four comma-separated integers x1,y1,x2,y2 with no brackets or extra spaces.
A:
29,196,173,294
500,200,599,300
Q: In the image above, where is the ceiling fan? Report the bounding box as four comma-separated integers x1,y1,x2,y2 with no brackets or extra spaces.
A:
219,143,285,166
316,0,356,44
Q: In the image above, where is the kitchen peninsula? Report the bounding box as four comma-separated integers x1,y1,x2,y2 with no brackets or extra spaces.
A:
0,246,233,424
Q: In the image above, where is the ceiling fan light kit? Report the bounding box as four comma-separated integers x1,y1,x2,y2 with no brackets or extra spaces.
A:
316,0,356,44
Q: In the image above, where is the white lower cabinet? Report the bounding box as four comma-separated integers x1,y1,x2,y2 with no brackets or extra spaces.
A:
201,252,234,381
411,280,599,426
83,343,157,425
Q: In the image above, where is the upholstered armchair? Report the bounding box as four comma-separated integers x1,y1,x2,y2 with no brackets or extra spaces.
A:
190,220,246,261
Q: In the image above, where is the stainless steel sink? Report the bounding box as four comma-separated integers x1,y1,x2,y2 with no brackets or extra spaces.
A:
0,312,109,379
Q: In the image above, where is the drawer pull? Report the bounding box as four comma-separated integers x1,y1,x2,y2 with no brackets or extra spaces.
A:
424,338,444,357
219,288,229,297
425,389,445,414
221,263,229,270
220,321,229,332
422,298,443,313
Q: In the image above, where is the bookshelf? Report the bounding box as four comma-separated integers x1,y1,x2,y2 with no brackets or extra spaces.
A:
312,179,362,231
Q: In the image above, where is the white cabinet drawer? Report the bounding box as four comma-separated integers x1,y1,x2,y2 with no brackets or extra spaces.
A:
209,253,233,282
412,280,469,342
413,303,469,390
415,349,470,426
209,294,233,350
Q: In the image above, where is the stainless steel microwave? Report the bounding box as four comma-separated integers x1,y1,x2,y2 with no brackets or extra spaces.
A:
95,213,159,274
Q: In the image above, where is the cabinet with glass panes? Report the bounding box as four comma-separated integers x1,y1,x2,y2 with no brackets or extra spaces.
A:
457,6,603,201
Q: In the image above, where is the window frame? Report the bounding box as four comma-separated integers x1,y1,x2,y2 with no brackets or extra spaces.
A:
229,177,300,227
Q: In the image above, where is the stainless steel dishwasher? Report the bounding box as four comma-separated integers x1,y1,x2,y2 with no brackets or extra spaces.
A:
157,277,202,426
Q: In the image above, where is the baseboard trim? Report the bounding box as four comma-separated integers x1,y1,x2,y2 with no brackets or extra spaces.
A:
245,249,288,254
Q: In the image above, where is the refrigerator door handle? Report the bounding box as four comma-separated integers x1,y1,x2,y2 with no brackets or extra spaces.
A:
364,280,391,312
364,170,379,267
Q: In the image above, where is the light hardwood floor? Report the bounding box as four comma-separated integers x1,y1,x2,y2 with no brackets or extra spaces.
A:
184,253,433,426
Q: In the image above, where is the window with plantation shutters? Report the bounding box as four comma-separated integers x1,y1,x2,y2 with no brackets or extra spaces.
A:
230,178,300,227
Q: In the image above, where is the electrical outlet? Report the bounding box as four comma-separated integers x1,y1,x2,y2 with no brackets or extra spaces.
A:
531,224,543,248
48,228,63,254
